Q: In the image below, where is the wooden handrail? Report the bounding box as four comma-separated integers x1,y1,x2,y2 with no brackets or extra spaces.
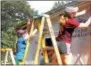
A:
0,48,12,52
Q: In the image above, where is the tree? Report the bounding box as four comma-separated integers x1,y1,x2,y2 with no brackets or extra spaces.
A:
1,1,38,50
52,1,72,10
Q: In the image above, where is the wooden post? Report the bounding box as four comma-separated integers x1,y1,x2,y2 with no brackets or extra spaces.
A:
41,36,49,64
9,49,16,64
74,54,84,64
33,17,45,64
4,51,9,64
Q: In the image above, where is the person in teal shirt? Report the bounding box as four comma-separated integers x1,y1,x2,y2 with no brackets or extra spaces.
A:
16,34,26,61
15,18,33,64
15,18,38,64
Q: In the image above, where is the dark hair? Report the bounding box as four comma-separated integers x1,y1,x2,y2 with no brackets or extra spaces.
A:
59,11,70,31
59,11,71,18
14,22,26,31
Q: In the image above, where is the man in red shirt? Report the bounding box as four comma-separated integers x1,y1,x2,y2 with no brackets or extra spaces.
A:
56,6,91,64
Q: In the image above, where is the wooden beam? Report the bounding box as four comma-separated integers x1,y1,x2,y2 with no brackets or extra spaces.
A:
41,36,49,64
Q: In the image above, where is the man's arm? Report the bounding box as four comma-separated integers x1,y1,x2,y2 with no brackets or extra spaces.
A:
25,29,38,40
26,19,33,34
76,10,86,17
30,29,37,37
78,17,91,28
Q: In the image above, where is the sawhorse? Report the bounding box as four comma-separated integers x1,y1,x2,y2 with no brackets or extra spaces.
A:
33,14,62,64
0,48,16,65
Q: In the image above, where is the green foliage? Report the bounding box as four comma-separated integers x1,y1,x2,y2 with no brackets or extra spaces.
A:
51,1,72,10
1,1,38,50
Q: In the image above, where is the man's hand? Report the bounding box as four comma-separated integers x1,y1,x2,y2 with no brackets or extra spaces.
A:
27,19,31,24
27,18,33,24
59,15,66,25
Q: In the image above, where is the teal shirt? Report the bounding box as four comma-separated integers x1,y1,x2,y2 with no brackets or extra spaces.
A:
16,37,26,61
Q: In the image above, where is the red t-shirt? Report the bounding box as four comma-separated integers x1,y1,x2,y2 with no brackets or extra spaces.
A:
56,18,80,43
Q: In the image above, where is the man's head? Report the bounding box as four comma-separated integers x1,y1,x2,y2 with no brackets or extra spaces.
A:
65,6,79,18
